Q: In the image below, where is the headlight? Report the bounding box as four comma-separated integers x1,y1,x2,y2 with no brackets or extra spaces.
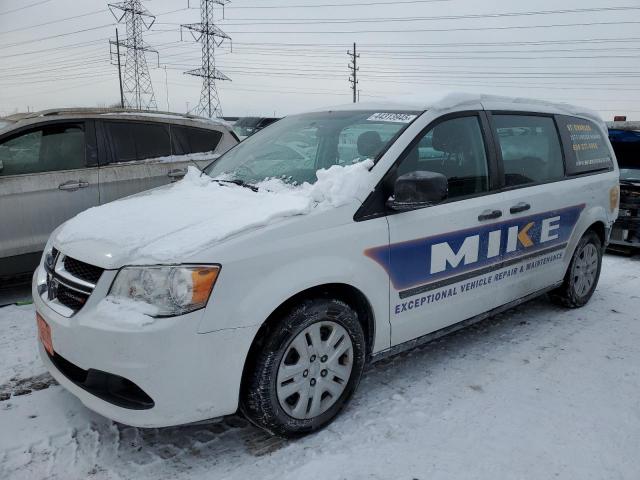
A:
109,265,220,317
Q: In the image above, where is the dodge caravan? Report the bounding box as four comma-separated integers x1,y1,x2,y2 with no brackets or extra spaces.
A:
33,94,619,437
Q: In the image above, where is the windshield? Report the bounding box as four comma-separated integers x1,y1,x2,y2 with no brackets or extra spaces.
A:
206,110,419,185
620,168,640,182
610,129,640,178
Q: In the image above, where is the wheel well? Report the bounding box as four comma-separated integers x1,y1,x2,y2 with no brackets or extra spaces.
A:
586,221,606,246
239,284,375,396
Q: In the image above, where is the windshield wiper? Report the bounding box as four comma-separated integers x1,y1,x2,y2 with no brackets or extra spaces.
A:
214,178,259,192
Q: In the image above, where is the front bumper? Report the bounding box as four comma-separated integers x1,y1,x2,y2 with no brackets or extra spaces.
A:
33,267,259,428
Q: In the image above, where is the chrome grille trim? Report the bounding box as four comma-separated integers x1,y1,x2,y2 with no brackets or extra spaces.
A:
42,251,104,317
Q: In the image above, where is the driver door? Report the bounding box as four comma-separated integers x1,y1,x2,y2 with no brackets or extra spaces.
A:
379,113,513,346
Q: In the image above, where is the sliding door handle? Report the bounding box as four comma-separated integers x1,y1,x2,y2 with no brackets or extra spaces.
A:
478,209,502,221
59,180,89,191
510,202,531,214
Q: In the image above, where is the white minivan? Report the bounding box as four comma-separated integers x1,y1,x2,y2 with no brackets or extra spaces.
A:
33,94,619,437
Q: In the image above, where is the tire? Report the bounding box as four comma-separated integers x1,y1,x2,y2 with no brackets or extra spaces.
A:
550,231,603,308
241,298,366,438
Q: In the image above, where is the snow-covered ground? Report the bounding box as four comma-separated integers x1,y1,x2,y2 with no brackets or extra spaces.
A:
1,253,639,480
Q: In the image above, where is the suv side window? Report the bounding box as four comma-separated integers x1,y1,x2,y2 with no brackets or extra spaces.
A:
557,116,613,175
395,115,489,200
0,123,86,176
171,126,223,156
105,121,171,162
492,115,564,187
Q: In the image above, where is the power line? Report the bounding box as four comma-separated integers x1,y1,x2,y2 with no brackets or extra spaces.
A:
0,24,113,49
220,20,640,35
0,0,51,16
225,0,450,9
0,9,108,35
222,6,640,24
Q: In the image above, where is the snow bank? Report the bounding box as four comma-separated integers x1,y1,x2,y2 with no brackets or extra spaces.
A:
55,160,374,264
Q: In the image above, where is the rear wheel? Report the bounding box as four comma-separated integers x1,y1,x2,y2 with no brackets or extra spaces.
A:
550,231,603,308
241,298,366,437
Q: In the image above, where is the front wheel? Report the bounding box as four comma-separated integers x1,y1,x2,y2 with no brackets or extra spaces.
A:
241,298,366,437
550,231,603,308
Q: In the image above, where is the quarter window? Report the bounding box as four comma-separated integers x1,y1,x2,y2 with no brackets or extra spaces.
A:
493,115,564,187
171,126,223,155
105,122,171,162
558,116,613,175
0,123,86,176
395,116,489,200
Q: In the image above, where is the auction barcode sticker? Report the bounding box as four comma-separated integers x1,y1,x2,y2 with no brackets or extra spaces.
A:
367,112,417,123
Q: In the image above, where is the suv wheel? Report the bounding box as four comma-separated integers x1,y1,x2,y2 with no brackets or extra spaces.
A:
550,231,603,308
242,298,366,437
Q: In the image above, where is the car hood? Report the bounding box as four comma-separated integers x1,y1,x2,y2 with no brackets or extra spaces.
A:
53,162,374,269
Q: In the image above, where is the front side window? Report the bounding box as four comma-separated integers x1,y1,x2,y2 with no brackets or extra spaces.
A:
493,115,564,187
395,115,489,200
0,123,86,176
205,110,419,186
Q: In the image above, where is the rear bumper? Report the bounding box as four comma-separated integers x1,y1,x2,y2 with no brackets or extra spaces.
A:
33,272,259,428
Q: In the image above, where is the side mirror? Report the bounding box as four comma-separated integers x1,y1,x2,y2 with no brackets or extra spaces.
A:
387,171,448,211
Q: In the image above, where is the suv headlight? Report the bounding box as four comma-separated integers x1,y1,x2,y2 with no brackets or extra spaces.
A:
110,265,220,317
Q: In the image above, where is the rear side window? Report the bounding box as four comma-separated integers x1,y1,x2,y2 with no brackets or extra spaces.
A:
105,122,171,163
492,115,564,187
557,116,613,175
0,123,86,176
171,126,222,156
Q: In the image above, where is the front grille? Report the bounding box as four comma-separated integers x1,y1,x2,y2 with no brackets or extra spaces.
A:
63,256,103,284
43,251,103,316
56,282,90,311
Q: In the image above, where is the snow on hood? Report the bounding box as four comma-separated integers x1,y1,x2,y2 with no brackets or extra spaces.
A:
55,160,374,266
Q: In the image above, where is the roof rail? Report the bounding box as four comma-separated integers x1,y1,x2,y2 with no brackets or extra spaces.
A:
7,107,214,121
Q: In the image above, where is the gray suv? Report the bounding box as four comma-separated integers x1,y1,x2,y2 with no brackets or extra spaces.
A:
0,108,238,277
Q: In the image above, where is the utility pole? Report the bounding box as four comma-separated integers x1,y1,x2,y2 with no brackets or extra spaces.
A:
108,0,158,110
115,28,124,108
164,65,170,111
348,42,359,103
181,0,231,118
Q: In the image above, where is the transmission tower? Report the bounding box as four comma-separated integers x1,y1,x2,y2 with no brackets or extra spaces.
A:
181,0,231,118
109,0,158,110
348,42,359,104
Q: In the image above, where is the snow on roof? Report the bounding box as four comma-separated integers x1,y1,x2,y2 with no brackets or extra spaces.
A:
314,90,603,123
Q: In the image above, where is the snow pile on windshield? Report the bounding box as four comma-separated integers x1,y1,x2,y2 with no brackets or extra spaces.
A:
55,160,374,264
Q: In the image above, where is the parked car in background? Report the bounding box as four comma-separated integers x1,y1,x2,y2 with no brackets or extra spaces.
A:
608,123,640,251
233,116,280,140
0,108,238,278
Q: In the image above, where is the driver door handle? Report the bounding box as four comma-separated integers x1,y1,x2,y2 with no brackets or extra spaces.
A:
58,180,89,191
510,202,531,214
478,209,502,221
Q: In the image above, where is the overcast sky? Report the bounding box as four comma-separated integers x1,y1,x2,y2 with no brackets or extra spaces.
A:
0,0,639,119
